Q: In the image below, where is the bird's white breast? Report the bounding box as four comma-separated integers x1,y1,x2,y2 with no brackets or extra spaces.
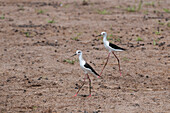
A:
104,41,111,51
79,60,85,68
79,60,87,72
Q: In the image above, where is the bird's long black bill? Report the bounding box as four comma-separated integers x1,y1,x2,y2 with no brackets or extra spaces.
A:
71,54,76,57
96,34,101,37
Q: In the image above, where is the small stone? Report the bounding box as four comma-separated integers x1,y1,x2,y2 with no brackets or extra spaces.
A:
138,74,144,77
141,47,146,51
45,78,48,80
38,77,42,80
158,42,165,47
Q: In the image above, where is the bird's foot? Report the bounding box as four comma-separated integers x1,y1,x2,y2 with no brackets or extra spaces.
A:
98,75,103,79
88,94,91,97
73,94,77,97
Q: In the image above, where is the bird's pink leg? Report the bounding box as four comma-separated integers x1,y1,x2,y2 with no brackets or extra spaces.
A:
87,74,91,97
100,52,111,76
112,52,121,76
74,74,86,97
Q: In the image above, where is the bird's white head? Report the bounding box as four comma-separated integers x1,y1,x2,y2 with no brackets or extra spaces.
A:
101,32,107,37
76,50,82,55
71,50,82,57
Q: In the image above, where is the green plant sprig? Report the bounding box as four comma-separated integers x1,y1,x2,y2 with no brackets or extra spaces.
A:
136,37,143,41
97,9,109,15
63,59,75,64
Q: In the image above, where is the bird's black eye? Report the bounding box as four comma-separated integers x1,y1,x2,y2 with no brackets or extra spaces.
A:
78,51,81,53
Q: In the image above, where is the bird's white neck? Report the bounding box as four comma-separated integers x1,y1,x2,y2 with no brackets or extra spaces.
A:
103,35,108,43
78,54,85,63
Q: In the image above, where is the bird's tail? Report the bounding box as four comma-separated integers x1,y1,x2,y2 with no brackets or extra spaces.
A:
94,72,102,78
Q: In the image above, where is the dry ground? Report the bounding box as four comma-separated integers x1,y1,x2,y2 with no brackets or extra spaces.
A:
0,0,170,112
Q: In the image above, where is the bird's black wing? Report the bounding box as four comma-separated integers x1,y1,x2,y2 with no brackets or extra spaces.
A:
84,63,99,76
109,42,126,51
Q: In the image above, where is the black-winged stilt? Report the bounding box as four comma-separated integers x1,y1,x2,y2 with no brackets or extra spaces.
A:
98,32,126,76
72,50,101,97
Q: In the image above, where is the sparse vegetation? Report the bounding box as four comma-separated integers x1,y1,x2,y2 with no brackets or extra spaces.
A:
116,6,122,9
158,22,164,25
158,1,161,6
126,1,143,12
155,31,161,35
48,18,55,23
115,38,121,42
153,10,159,14
107,34,113,40
18,5,25,11
37,9,45,14
153,39,159,45
163,8,170,13
143,10,148,14
145,2,155,6
63,59,75,64
73,37,79,41
32,106,37,110
137,1,143,11
97,9,109,15
25,32,30,37
167,22,170,27
94,30,98,33
153,40,156,45
127,6,136,12
72,33,81,41
0,15,5,19
136,37,143,41
122,57,130,61
109,34,113,37
63,4,70,8
110,25,113,30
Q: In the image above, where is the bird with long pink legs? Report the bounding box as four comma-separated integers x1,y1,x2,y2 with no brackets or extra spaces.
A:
72,50,101,97
98,32,126,76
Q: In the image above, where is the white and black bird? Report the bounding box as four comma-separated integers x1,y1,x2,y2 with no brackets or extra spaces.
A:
98,32,126,76
72,50,101,97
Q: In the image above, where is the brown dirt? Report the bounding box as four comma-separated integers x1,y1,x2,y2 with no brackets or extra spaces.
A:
0,0,170,112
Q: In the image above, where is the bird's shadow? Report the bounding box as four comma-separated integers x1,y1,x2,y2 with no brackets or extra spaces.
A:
79,94,90,97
